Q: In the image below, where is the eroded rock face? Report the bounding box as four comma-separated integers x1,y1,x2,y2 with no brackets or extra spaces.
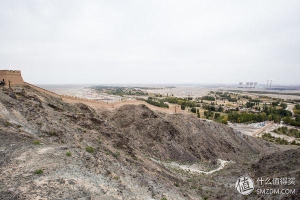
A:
108,104,277,163
0,86,298,200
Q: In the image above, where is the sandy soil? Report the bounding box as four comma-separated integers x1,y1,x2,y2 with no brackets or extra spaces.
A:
150,158,230,175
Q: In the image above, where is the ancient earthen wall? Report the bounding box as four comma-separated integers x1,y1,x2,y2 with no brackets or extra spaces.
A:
0,70,24,86
61,95,175,113
0,70,178,114
24,82,61,99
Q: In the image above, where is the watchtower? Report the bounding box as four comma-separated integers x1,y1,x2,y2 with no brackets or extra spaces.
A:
0,70,24,87
173,105,181,113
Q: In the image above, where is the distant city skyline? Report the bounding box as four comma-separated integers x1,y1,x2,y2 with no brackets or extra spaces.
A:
1,0,300,84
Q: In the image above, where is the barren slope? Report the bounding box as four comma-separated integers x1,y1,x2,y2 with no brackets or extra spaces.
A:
0,86,299,200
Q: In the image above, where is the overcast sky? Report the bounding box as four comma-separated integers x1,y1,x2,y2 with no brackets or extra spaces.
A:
0,0,299,85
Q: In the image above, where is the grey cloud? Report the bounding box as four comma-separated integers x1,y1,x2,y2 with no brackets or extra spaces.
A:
0,0,299,84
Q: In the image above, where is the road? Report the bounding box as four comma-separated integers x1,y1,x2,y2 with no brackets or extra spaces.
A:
253,122,275,137
286,103,295,116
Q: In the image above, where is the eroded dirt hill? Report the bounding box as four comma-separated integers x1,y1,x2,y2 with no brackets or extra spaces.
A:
0,86,299,200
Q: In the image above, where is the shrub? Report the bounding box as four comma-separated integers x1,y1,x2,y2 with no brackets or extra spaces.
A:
34,169,43,175
4,121,11,127
220,118,228,125
112,151,120,158
262,133,291,145
66,151,72,157
98,137,102,144
33,140,41,145
47,131,58,136
85,146,94,153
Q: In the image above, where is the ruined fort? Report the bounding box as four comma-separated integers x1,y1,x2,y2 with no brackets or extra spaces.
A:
0,70,181,114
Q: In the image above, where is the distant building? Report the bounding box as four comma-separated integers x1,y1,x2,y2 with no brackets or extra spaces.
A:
238,82,258,88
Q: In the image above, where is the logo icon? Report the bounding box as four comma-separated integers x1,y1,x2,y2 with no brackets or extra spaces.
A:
236,176,255,195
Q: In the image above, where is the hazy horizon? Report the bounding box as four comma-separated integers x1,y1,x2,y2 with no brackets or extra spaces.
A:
1,0,300,85
37,83,300,87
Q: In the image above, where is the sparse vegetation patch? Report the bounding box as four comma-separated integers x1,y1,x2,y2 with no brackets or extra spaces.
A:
33,140,41,145
85,146,94,153
34,169,43,175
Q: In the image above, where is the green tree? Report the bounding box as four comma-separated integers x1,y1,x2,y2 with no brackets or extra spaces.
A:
218,106,224,112
181,105,186,110
191,107,197,113
214,112,221,119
